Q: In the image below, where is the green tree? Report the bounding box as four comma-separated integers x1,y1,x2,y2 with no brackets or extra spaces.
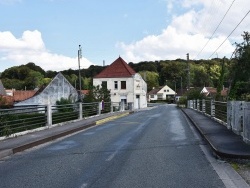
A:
70,74,78,88
229,32,250,100
186,88,203,100
24,70,44,89
83,77,91,90
216,57,226,100
192,65,211,87
83,85,110,103
139,71,159,91
1,78,24,90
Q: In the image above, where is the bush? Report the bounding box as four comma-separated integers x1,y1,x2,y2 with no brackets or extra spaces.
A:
177,97,187,107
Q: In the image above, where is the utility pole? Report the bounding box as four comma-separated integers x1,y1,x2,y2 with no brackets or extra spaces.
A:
187,53,190,91
180,76,183,96
78,45,82,101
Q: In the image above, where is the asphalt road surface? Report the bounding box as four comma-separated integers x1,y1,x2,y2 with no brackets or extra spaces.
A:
0,104,226,188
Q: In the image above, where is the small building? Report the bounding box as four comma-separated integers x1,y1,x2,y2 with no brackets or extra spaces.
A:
93,57,147,109
201,87,228,98
148,85,176,102
15,73,78,106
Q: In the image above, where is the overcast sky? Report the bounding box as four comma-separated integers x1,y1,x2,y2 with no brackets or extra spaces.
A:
0,0,249,71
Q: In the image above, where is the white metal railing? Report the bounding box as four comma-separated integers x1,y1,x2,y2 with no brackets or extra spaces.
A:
187,99,250,144
0,102,133,139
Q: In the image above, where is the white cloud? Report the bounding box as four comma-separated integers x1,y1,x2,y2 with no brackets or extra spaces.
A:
118,0,250,62
0,30,93,71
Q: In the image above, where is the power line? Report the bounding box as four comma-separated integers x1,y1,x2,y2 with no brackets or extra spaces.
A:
195,0,236,59
208,10,250,59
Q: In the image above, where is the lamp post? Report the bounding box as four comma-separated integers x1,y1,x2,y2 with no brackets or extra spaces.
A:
78,45,82,101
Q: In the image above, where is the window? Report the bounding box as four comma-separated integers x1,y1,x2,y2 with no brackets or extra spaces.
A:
114,81,118,90
102,81,107,89
121,81,126,89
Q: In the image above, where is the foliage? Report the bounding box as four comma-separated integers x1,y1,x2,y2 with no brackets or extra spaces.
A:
216,58,226,100
0,113,46,137
0,63,46,90
139,71,159,91
83,85,110,103
192,65,211,87
56,97,74,112
229,31,250,100
177,97,187,107
186,88,203,100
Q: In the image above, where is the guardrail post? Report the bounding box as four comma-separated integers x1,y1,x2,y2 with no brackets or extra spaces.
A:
211,99,215,117
189,100,192,108
197,99,200,111
243,102,250,144
46,104,52,127
79,102,83,120
227,101,232,130
202,99,205,113
98,102,102,115
111,102,113,113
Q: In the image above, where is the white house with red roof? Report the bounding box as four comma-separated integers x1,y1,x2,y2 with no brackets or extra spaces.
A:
148,85,176,102
93,57,147,109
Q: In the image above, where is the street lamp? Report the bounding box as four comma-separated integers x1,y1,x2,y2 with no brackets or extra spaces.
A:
78,45,82,101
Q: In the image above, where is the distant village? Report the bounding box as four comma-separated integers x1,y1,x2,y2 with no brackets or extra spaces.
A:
0,57,229,109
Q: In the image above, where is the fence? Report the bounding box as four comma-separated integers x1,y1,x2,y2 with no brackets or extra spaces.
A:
0,101,133,138
187,99,250,144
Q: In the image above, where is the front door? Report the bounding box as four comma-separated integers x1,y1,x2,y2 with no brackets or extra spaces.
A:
135,95,140,109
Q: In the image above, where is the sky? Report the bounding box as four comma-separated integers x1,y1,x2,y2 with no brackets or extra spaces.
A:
0,0,249,72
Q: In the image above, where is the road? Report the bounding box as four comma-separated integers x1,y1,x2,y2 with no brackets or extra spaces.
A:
0,104,226,188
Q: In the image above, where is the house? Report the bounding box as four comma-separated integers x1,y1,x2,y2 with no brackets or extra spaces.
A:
93,57,147,109
148,85,176,102
201,87,228,98
15,73,78,106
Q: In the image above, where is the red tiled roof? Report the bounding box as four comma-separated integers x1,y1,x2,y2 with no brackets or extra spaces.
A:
81,90,89,95
94,57,136,78
13,90,37,102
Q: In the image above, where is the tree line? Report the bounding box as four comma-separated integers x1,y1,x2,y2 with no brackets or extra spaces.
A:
0,32,249,101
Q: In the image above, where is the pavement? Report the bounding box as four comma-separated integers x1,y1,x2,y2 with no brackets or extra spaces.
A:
1,107,250,160
182,108,250,159
0,111,131,160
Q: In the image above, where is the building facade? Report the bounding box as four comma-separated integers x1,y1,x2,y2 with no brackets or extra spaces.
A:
15,73,78,106
93,57,147,109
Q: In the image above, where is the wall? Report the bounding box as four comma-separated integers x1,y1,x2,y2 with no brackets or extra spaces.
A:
15,73,78,106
